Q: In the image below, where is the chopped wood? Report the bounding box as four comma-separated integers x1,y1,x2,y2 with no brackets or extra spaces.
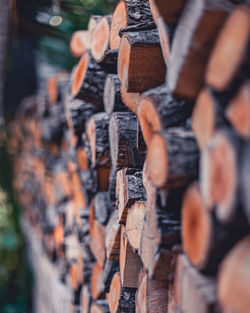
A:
120,83,139,114
70,31,91,58
91,263,105,300
102,259,120,292
105,210,121,260
88,15,103,43
90,300,109,313
240,143,250,224
80,285,92,313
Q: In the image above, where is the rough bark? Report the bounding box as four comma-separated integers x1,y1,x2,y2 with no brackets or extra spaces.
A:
93,192,113,225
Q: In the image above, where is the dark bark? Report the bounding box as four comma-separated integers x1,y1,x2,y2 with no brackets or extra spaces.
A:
124,0,154,25
117,287,137,313
119,21,156,37
103,259,120,292
97,49,118,74
94,192,113,225
137,119,146,152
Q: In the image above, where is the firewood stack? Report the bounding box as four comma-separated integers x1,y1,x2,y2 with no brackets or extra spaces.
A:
8,1,250,313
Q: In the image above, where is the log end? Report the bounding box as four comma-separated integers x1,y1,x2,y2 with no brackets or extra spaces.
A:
72,53,89,97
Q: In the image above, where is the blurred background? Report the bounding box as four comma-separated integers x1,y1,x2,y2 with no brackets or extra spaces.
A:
0,1,115,312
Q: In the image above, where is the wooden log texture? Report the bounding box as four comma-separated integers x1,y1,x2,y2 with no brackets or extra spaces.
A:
147,128,199,188
138,85,193,146
91,263,105,300
72,53,106,108
118,29,166,93
109,112,145,173
106,210,121,260
120,83,140,114
80,285,92,313
104,74,128,115
88,15,103,43
90,300,109,313
206,4,250,91
116,168,145,223
167,0,230,99
102,259,120,292
70,30,91,58
110,0,154,50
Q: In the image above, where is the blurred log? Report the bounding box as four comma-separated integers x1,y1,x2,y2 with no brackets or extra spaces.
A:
182,183,248,274
110,0,154,50
167,0,230,99
126,201,146,250
120,84,140,114
147,128,199,188
137,118,146,152
104,74,128,115
218,235,250,313
80,285,92,313
93,192,113,226
106,210,121,260
90,300,109,313
140,187,181,280
116,168,145,223
88,15,103,43
120,225,142,288
91,263,105,300
157,17,175,65
109,112,145,173
70,31,91,58
138,85,193,146
206,4,250,91
103,259,120,292
118,29,165,93
136,268,168,313
77,144,91,171
86,112,110,168
72,53,106,109
241,144,250,224
226,80,250,139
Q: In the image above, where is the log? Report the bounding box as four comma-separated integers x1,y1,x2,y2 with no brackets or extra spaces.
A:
126,201,146,250
90,300,109,313
117,29,166,93
116,168,145,224
182,183,248,274
70,30,91,58
118,21,156,37
80,285,92,313
96,49,118,74
86,112,110,168
137,118,146,152
107,272,137,313
120,83,140,114
91,15,112,62
240,143,250,224
88,15,103,43
109,112,145,173
91,263,105,300
192,87,225,150
218,235,250,313
157,17,175,65
102,259,120,292
104,74,128,115
226,80,250,139
72,53,106,109
148,0,186,24
120,225,142,288
138,85,193,146
139,187,181,280
200,129,239,223
77,144,91,171
93,192,113,226
167,0,230,99
110,0,154,50
136,268,169,313
147,128,199,188
105,210,121,261
206,4,250,91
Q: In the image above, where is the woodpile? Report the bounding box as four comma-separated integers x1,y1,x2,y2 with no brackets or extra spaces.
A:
8,1,250,313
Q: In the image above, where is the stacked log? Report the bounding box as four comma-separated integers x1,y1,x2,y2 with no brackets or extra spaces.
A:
8,1,250,313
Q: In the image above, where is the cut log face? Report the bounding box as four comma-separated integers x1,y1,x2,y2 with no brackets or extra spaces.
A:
107,272,121,313
200,130,238,223
80,285,91,313
110,0,154,50
91,16,112,62
206,5,250,91
147,128,199,188
70,30,91,58
91,263,105,300
138,85,192,146
88,15,103,43
118,29,166,93
218,235,250,313
167,1,229,99
181,183,212,270
106,210,121,260
48,76,58,105
149,0,186,24
120,83,139,114
226,80,250,139
126,201,146,250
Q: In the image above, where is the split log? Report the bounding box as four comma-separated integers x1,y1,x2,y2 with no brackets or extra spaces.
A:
120,225,142,288
105,210,121,261
91,15,112,62
138,85,193,146
167,0,231,99
147,128,199,188
80,285,92,313
148,0,186,24
140,187,181,280
72,53,106,109
116,168,145,223
206,4,250,91
70,31,91,58
200,129,239,223
120,83,140,114
182,183,248,274
90,300,109,313
192,87,225,150
109,112,145,173
226,80,250,139
136,268,169,313
218,235,250,313
117,29,166,93
102,259,120,292
126,201,146,250
110,0,154,50
86,112,110,168
240,143,250,224
104,74,128,115
107,272,137,313
91,263,105,300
